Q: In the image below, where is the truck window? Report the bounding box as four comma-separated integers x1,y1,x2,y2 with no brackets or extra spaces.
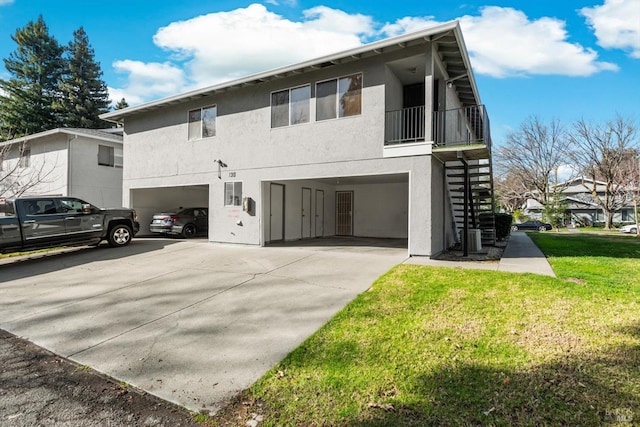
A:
0,199,16,217
24,199,58,215
60,198,85,213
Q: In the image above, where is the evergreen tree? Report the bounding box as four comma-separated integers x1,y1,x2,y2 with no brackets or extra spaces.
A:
114,98,129,110
59,27,110,128
0,16,64,140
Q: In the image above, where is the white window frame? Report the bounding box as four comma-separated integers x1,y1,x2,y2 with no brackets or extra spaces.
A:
188,105,217,141
224,181,243,207
316,72,362,121
271,84,310,128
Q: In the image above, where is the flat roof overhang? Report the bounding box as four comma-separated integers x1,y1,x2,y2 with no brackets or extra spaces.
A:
102,20,481,124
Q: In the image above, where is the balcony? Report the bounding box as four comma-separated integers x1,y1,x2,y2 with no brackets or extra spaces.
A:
384,105,492,160
384,105,426,145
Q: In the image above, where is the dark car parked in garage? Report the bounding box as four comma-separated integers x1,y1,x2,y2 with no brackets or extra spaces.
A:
149,207,208,238
511,220,553,232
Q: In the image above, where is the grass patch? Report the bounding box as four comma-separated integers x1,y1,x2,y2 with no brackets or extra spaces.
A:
213,234,639,426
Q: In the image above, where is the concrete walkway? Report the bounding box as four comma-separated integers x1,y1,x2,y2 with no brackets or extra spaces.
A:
405,232,556,277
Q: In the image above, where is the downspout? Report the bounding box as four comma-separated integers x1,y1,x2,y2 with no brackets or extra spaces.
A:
67,134,78,196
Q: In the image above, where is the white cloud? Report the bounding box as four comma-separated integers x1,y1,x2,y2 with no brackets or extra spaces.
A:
581,0,640,58
111,4,373,104
383,7,618,78
151,4,369,89
111,4,620,104
459,7,618,77
110,60,186,104
0,0,15,5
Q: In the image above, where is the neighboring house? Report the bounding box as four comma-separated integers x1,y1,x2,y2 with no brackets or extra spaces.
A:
523,177,636,225
101,21,494,257
0,128,124,207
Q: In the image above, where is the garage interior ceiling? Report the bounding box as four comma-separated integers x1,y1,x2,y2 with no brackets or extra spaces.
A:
310,173,409,186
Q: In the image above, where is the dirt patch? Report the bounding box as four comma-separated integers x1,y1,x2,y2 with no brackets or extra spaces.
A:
0,329,198,427
434,244,505,262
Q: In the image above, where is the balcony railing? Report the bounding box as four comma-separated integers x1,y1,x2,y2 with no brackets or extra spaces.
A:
384,105,425,145
384,105,491,151
433,105,491,150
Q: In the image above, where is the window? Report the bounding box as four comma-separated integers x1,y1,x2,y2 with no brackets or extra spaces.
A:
19,148,30,168
188,105,217,140
271,85,310,128
224,181,243,206
316,73,362,121
98,145,123,167
25,198,57,215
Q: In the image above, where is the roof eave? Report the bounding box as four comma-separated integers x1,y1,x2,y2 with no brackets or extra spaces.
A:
102,21,471,123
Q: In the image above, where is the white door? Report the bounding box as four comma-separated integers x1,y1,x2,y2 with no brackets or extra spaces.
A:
302,187,312,238
270,183,284,241
336,191,353,236
315,189,324,237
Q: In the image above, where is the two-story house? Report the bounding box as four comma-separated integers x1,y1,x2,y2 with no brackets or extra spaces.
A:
0,128,124,207
102,21,494,257
523,177,636,225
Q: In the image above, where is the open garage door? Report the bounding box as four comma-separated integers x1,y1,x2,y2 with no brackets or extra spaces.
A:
263,174,408,249
130,185,209,236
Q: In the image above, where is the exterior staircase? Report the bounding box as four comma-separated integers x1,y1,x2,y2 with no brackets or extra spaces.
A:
432,105,496,253
445,158,496,248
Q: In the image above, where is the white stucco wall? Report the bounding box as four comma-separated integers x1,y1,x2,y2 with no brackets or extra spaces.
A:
69,136,123,207
1,136,68,197
120,42,462,256
349,182,408,238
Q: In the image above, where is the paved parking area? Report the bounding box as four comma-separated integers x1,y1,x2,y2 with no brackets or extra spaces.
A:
0,238,407,414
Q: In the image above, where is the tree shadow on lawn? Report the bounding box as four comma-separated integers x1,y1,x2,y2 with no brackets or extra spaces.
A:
528,232,640,260
348,335,639,426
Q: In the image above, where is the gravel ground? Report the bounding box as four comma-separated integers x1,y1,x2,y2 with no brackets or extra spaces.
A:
0,329,199,427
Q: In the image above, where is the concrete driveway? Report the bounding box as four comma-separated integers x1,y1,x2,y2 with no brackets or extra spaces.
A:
0,238,407,413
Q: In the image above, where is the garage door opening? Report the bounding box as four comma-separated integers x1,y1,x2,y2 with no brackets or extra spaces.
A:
263,173,408,249
130,185,209,236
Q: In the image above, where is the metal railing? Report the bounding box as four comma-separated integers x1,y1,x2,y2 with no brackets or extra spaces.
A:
433,105,491,150
384,105,425,145
384,105,491,151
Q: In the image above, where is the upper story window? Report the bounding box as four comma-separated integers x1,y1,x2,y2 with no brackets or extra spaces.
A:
19,148,30,168
316,73,362,121
98,145,123,168
271,85,310,128
188,105,217,140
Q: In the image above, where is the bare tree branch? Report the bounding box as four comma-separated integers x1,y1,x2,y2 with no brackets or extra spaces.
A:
495,116,574,208
568,115,638,228
0,141,58,198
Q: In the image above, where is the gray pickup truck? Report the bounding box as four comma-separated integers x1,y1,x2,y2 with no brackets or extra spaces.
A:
0,196,140,254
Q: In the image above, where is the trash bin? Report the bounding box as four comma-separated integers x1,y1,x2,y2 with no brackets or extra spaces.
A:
468,228,482,252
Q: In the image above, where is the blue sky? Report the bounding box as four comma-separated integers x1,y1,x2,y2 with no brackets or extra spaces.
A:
0,0,638,145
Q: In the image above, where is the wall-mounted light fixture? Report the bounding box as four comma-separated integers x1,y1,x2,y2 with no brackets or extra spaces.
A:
445,73,468,89
214,159,227,179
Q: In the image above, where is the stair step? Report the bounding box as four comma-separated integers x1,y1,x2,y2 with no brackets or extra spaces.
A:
447,172,491,178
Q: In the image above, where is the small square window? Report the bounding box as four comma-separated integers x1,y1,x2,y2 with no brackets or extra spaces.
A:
316,73,362,121
271,85,310,128
98,145,115,166
19,148,31,168
224,181,243,206
188,105,217,140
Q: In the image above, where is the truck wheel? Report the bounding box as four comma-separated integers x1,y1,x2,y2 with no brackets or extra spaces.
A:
182,224,196,238
108,224,132,247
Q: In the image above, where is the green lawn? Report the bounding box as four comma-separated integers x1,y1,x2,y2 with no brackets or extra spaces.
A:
213,234,640,426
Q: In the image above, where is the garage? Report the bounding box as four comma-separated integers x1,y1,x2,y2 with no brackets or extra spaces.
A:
130,185,209,236
261,173,409,246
